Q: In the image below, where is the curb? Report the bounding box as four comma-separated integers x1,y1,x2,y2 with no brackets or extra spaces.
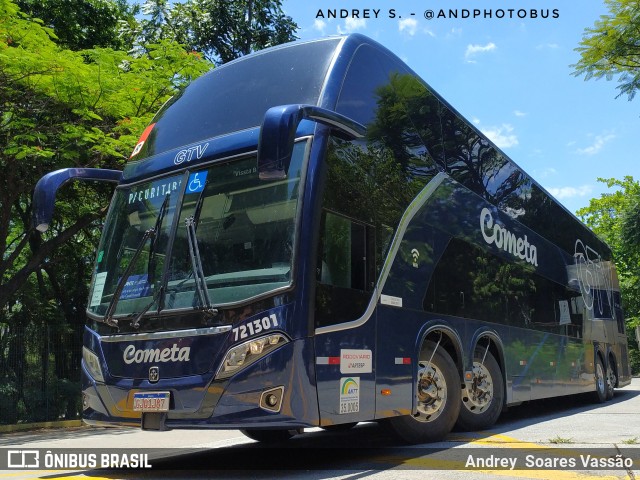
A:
0,420,83,434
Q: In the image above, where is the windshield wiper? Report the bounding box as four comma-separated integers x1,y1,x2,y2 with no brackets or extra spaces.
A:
104,194,171,328
162,184,208,296
103,228,155,328
185,215,218,316
182,179,218,315
147,194,170,288
129,286,163,329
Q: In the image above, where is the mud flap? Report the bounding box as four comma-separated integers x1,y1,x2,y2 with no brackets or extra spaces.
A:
141,412,168,431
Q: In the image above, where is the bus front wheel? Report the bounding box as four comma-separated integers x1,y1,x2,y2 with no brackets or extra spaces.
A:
456,348,504,431
384,340,461,444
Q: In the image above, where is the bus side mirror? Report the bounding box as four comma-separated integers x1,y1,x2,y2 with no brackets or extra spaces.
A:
257,104,366,180
32,168,122,232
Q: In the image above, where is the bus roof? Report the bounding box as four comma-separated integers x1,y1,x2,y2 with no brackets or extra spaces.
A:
123,34,407,181
125,37,344,167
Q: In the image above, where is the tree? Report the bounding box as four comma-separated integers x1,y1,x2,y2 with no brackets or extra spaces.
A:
16,0,138,51
0,0,211,422
1,0,302,423
0,1,211,306
132,0,298,64
573,0,640,100
578,177,640,373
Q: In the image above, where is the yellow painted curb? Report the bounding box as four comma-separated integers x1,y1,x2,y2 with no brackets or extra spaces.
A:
0,420,83,434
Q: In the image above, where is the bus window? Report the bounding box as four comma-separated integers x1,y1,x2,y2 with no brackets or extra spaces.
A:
315,211,373,327
424,237,585,337
336,44,390,127
528,275,585,338
319,212,366,290
424,237,534,327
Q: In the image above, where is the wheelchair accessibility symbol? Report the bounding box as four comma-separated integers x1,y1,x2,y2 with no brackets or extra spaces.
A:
187,171,207,193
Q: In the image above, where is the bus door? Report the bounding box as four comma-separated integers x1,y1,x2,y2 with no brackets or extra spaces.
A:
313,211,377,426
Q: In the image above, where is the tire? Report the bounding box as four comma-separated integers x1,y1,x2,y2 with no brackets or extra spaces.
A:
456,348,504,431
240,429,296,443
605,358,616,400
384,341,461,444
592,356,607,404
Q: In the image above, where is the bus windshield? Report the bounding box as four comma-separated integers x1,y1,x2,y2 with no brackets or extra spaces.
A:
87,140,308,320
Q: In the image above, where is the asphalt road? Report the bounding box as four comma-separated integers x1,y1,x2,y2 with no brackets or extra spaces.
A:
1,378,639,480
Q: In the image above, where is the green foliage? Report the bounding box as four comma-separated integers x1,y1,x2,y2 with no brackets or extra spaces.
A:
548,436,574,444
578,177,640,373
131,0,298,64
1,0,300,424
0,0,210,423
0,0,211,300
573,0,640,100
15,0,138,51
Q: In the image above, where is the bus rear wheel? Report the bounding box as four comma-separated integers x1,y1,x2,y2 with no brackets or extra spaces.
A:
384,340,460,444
456,348,504,431
606,359,616,400
592,357,607,403
240,429,296,443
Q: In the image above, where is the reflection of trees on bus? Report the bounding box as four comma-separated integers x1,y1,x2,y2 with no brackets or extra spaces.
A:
318,69,595,339
368,73,529,208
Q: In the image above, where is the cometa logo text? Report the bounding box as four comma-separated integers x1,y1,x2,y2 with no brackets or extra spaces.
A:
480,208,538,266
123,344,191,364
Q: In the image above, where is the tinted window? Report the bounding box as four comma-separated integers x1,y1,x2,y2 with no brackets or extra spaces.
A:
319,212,367,290
135,38,340,160
315,211,374,328
337,47,444,176
337,45,404,127
438,107,510,200
424,237,585,337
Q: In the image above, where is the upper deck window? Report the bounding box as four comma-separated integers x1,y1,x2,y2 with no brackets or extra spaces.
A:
133,38,341,161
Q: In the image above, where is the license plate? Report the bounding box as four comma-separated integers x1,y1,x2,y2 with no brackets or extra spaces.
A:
133,392,170,412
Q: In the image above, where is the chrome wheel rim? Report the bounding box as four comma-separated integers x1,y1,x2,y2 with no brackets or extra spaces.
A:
596,362,605,393
462,361,494,415
606,364,616,392
414,361,447,422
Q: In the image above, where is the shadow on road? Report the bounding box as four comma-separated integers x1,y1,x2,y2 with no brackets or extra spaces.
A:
0,427,131,447
490,385,640,433
14,382,640,479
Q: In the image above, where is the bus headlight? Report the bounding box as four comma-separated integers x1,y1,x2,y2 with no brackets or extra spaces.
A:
216,333,288,380
82,346,105,383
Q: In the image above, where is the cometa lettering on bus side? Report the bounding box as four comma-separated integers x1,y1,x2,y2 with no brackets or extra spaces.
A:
480,208,538,266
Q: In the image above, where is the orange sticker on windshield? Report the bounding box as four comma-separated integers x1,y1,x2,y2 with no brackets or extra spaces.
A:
130,123,156,158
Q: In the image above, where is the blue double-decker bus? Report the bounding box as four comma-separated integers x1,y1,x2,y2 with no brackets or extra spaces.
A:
33,34,631,443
